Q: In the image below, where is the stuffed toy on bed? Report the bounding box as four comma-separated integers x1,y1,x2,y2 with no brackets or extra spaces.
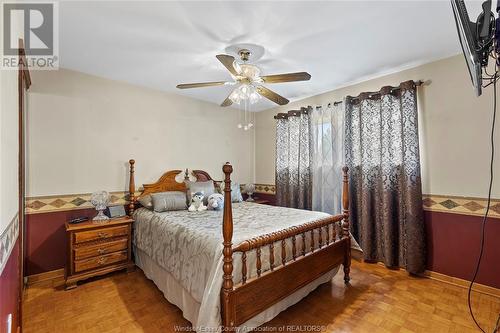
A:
188,191,207,212
207,193,224,211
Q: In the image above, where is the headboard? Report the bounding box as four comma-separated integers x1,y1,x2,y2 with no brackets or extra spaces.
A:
128,159,216,215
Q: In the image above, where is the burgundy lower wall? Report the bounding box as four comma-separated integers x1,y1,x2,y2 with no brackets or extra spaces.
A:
24,195,500,289
25,208,96,276
0,238,20,333
425,211,500,289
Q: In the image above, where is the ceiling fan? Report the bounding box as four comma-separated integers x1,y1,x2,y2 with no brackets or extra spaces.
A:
176,49,311,107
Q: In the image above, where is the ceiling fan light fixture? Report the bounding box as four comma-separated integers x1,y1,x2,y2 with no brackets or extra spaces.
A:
239,64,261,80
229,83,261,105
248,91,260,104
233,62,242,75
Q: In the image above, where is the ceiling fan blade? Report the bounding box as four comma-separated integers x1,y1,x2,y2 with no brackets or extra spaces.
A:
220,88,235,107
260,72,311,84
221,98,233,107
256,86,289,105
176,81,227,89
216,54,240,76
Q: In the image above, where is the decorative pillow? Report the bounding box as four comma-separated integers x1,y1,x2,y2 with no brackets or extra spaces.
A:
151,191,187,212
216,181,224,194
138,195,153,210
215,182,244,202
231,183,243,203
186,180,215,205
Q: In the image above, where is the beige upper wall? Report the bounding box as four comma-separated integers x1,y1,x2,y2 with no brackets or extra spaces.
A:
256,54,500,198
0,67,19,234
26,55,500,199
0,10,22,234
27,69,255,197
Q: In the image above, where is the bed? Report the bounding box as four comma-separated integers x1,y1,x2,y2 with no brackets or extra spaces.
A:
128,160,360,332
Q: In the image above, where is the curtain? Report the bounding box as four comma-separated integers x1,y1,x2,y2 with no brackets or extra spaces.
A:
310,102,345,215
275,108,312,209
345,80,425,274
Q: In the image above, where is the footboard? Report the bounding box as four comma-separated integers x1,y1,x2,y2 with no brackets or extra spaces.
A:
220,164,351,330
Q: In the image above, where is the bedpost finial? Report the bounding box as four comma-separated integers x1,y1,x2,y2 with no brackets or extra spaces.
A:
223,162,233,175
129,159,135,166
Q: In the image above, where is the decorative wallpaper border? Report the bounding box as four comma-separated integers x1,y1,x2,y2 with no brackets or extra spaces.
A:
26,184,277,214
25,191,138,215
25,185,499,219
255,184,276,195
0,214,19,275
423,194,500,218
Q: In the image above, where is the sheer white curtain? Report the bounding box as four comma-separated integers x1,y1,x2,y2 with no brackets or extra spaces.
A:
311,102,345,215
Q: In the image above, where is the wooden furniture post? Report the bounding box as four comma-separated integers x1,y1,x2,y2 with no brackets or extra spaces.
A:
221,162,234,330
342,166,351,284
129,159,135,216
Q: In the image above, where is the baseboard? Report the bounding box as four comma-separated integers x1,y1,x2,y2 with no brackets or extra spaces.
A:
26,268,65,287
371,261,500,298
423,270,500,298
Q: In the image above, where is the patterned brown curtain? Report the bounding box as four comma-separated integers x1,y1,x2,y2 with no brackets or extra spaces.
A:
275,107,312,209
345,80,425,274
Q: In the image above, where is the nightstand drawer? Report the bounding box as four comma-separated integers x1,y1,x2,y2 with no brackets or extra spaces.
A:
74,238,128,260
74,250,128,273
74,225,128,244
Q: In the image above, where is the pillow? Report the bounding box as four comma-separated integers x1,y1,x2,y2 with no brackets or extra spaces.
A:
138,195,153,210
231,183,243,203
215,181,224,194
186,180,215,205
151,191,187,212
216,182,243,202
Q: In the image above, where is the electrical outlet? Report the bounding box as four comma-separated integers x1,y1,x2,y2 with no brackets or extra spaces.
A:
6,313,12,333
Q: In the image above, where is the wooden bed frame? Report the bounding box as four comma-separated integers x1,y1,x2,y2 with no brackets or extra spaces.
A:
128,159,351,331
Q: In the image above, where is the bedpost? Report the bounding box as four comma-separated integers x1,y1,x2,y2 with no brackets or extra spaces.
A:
221,162,235,330
342,166,351,284
129,159,135,216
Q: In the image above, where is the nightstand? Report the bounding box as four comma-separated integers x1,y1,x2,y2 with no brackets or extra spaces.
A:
65,216,135,290
253,199,270,205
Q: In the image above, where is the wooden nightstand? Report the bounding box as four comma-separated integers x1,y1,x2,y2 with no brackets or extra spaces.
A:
65,216,135,290
253,199,270,205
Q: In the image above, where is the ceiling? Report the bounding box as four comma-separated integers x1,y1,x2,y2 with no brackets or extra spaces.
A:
59,1,483,111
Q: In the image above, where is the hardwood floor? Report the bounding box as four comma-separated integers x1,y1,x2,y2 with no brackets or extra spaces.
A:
23,261,500,333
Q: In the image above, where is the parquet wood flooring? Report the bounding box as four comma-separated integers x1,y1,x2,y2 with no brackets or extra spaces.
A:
23,261,500,332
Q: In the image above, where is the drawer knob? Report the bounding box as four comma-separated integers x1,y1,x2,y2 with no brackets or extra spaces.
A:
98,232,109,238
97,257,107,265
97,248,106,255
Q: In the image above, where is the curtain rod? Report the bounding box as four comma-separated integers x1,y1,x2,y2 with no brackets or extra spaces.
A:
274,80,425,119
327,80,425,107
274,106,311,119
